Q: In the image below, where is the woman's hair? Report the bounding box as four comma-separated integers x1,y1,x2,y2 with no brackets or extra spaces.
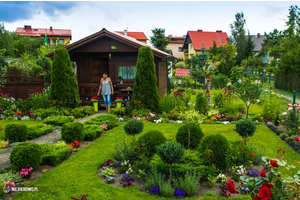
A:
103,72,108,75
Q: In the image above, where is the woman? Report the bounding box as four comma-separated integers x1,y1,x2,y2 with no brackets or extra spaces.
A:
97,72,114,113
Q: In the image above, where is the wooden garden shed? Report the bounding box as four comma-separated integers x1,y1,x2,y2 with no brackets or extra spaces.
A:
47,28,174,105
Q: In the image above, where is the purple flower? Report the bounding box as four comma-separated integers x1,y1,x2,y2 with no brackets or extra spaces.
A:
150,186,160,195
245,188,250,192
175,189,186,198
0,107,3,111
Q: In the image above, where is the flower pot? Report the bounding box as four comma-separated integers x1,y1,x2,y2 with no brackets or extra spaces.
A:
207,82,211,91
116,102,122,108
93,101,98,112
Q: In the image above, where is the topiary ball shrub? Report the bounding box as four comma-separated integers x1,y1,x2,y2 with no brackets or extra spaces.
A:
123,120,144,136
235,120,256,138
61,122,84,143
198,134,230,170
5,124,28,142
176,124,204,150
9,142,43,170
137,130,167,157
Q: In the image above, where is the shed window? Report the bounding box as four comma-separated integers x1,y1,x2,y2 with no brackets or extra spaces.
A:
117,65,136,80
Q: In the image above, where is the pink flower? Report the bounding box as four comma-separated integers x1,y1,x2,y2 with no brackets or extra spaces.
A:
297,106,300,110
102,124,107,130
288,107,293,111
132,116,136,120
288,103,292,107
282,112,287,115
11,182,15,187
150,113,155,118
29,167,33,171
296,136,300,142
29,112,33,115
294,104,298,107
221,114,224,117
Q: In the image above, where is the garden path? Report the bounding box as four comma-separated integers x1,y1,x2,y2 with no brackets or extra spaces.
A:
0,111,106,171
263,86,300,104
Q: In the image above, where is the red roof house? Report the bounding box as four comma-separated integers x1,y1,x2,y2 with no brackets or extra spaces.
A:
175,69,190,77
115,30,148,43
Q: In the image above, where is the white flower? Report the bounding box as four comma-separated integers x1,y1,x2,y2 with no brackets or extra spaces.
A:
222,121,230,124
238,79,242,83
247,101,250,107
227,82,231,86
215,106,218,109
118,117,124,122
175,120,182,123
257,99,260,103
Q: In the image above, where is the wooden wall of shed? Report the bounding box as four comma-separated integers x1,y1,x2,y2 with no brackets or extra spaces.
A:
158,61,168,96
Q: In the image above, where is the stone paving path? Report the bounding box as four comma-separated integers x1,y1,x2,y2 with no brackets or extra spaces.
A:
0,111,105,171
263,87,300,104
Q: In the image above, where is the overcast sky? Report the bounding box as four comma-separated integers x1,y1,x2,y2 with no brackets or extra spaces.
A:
0,1,298,44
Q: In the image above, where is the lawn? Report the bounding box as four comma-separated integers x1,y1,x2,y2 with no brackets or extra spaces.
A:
0,120,43,140
11,122,300,200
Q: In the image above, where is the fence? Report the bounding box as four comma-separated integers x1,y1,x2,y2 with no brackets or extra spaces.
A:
1,67,50,99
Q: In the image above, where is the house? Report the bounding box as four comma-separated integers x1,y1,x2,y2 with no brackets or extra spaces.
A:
248,33,269,65
175,69,190,77
166,35,185,59
16,25,71,46
46,28,174,105
115,30,148,44
182,30,229,61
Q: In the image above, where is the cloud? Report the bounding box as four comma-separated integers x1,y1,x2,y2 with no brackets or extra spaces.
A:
0,1,78,23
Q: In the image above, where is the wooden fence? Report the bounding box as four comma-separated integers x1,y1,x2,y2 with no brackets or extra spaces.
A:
1,67,50,100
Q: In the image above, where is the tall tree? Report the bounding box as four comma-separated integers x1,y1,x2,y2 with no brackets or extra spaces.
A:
50,47,80,108
132,46,160,111
0,23,14,57
245,31,255,58
150,28,171,54
229,12,247,65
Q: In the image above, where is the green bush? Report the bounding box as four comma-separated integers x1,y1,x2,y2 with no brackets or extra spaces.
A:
5,124,28,142
235,120,256,138
158,94,176,114
137,130,167,157
225,113,239,122
124,120,144,136
109,107,125,116
113,138,138,163
43,116,75,126
165,109,180,120
9,142,43,170
202,119,213,124
198,134,230,170
176,124,204,150
124,102,134,116
195,91,209,114
132,46,160,111
33,107,71,119
27,124,54,139
50,47,80,108
61,122,84,143
131,108,151,118
71,106,95,119
250,115,264,123
83,114,117,130
83,125,104,140
40,142,72,166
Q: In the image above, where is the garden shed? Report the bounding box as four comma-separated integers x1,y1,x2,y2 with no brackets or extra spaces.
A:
47,28,174,105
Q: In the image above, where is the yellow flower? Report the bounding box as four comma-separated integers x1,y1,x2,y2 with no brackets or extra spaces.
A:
208,113,211,116
264,90,268,92
298,127,300,130
278,96,281,98
271,92,275,95
270,90,273,92
281,94,284,96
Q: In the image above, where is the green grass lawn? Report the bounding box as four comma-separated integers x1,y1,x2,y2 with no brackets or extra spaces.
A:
0,120,43,140
11,122,300,200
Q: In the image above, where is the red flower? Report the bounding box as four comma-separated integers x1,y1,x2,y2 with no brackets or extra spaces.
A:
226,180,238,194
262,182,273,188
253,195,260,200
92,96,99,100
258,186,272,200
270,159,278,167
241,181,244,185
260,169,266,177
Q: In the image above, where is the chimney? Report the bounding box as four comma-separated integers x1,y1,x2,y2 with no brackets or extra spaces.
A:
50,26,53,31
124,29,128,36
197,29,203,32
216,30,222,32
257,33,260,38
24,25,31,29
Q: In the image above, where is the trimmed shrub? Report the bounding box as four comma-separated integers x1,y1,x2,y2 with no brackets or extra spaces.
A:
110,107,125,116
157,142,185,180
9,142,43,170
195,91,209,115
71,106,95,119
124,120,144,136
137,130,167,157
33,107,71,119
83,125,104,140
61,122,84,143
50,47,80,108
5,124,28,142
40,142,71,166
132,46,160,111
27,124,54,139
83,114,117,130
198,134,230,170
176,124,204,150
202,119,213,124
235,120,256,138
43,116,75,126
131,108,151,118
251,115,264,123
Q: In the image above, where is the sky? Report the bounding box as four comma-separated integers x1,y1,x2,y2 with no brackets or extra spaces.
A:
0,1,299,44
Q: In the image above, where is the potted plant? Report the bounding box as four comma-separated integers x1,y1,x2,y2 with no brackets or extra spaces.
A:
115,97,124,108
206,77,212,91
91,96,100,112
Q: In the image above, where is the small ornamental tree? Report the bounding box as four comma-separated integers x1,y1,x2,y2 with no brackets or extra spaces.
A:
234,79,262,119
132,46,160,112
50,47,80,108
123,120,144,137
195,91,209,115
156,142,185,180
